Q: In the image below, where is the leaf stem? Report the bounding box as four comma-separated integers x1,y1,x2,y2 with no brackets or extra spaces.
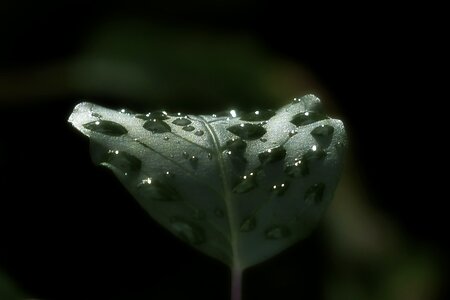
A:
231,266,243,300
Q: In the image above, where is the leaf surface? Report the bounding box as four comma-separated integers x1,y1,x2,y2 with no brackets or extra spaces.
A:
69,95,346,269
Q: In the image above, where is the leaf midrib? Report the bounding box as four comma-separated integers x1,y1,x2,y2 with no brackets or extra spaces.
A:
197,115,240,269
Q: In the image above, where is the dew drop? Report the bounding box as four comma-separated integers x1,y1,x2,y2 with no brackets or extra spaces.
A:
240,216,256,232
189,155,198,169
170,217,205,245
143,119,171,133
151,111,169,120
134,114,148,120
119,108,134,115
233,172,257,193
194,130,205,136
240,109,275,121
304,146,327,161
290,111,327,126
104,150,141,174
163,136,169,141
265,225,291,240
164,171,174,178
311,124,334,137
182,151,189,159
284,159,308,178
335,141,345,153
83,120,127,136
90,112,102,118
311,124,334,146
260,138,267,142
285,147,326,177
136,111,169,120
225,138,247,154
271,182,289,196
207,153,213,160
182,125,195,132
304,183,325,204
227,123,266,140
137,178,181,202
258,146,286,164
172,118,192,126
288,129,298,137
224,138,248,172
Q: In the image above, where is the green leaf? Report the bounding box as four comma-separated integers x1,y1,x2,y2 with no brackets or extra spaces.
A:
69,95,346,270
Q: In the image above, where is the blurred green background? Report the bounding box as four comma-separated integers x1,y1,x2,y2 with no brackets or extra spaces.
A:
0,2,446,300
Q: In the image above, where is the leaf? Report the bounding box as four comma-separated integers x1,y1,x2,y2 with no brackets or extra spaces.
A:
68,95,346,270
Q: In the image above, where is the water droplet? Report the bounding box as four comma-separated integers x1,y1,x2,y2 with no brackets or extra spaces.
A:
164,171,174,178
260,138,267,142
311,124,334,137
225,138,247,153
233,172,257,193
240,216,256,232
134,114,148,120
304,146,326,161
172,118,192,126
284,159,308,177
240,109,275,121
214,208,225,218
90,112,102,118
227,123,266,140
288,129,298,137
207,153,213,160
163,136,169,141
311,124,334,146
285,147,326,177
119,108,134,115
182,125,195,132
271,182,289,196
143,119,171,133
265,225,291,239
293,97,301,102
224,138,248,172
258,146,286,164
335,141,345,153
170,217,205,245
104,150,141,174
212,114,217,118
150,111,169,120
182,151,189,159
194,130,204,136
137,178,181,202
189,155,198,169
290,111,327,126
304,183,325,204
83,120,127,136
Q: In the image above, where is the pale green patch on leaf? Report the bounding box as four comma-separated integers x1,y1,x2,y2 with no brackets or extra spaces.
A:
69,95,346,270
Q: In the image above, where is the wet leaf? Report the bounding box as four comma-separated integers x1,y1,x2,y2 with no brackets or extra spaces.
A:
69,94,346,269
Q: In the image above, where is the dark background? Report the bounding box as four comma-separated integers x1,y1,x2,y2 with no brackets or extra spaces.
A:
0,2,445,300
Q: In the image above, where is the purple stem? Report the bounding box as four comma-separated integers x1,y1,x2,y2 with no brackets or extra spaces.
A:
231,267,242,300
